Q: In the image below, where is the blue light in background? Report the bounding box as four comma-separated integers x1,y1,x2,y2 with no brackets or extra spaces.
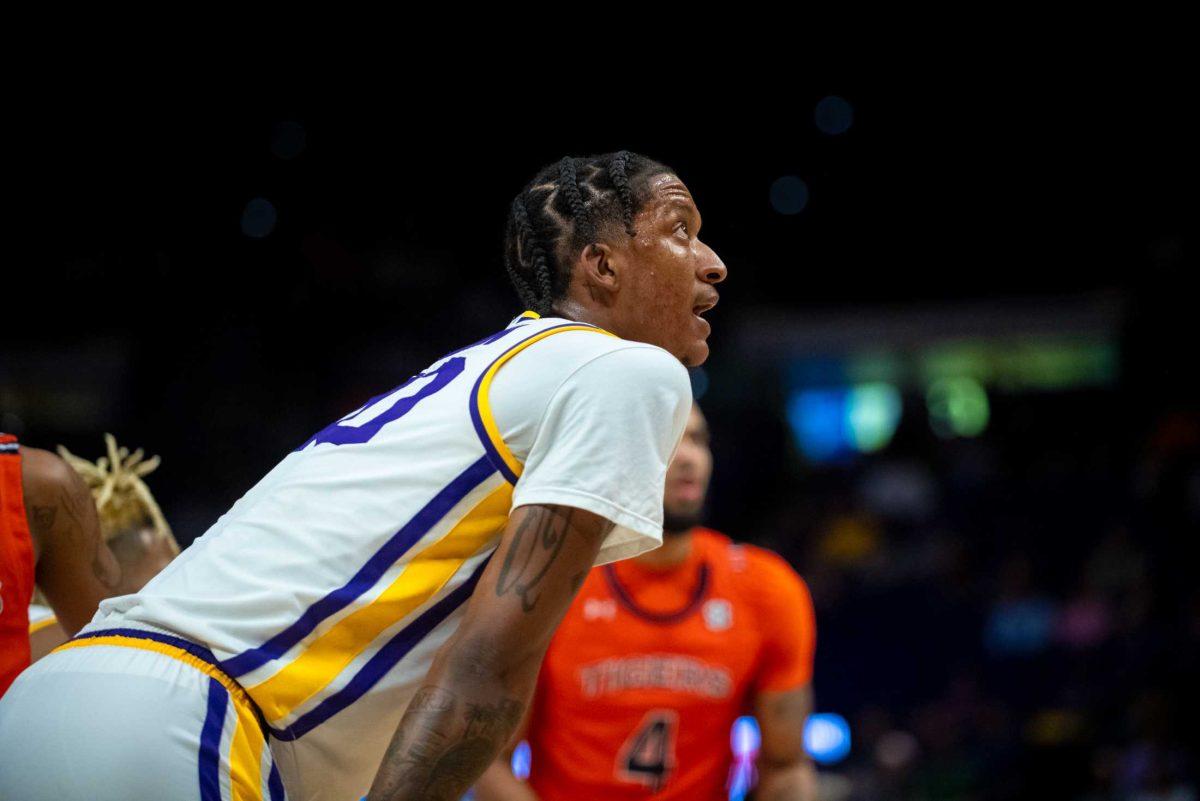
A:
814,96,854,135
511,740,531,780
769,176,809,215
787,388,848,461
787,384,902,462
731,716,762,754
729,716,761,801
804,713,852,765
270,120,307,160
499,714,850,801
241,197,277,239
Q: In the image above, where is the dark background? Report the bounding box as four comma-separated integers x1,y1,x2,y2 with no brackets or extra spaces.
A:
3,81,1196,799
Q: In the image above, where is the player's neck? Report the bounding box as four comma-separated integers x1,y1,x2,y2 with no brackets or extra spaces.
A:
635,529,694,570
549,298,617,332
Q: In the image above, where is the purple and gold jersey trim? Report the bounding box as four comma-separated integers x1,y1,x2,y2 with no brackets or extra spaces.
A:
469,320,614,484
220,455,498,679
56,629,285,800
270,553,492,741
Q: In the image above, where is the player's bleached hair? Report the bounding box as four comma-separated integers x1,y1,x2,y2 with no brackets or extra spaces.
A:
57,434,179,554
504,150,675,316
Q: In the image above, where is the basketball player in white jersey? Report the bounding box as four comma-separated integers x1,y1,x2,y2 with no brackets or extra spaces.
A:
0,151,727,801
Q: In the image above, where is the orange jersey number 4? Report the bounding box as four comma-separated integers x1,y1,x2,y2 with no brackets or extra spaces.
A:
615,709,679,791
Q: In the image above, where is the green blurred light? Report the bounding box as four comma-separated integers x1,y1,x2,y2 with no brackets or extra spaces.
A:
847,382,902,452
994,340,1118,390
846,352,904,385
926,377,989,438
920,338,1116,391
920,344,992,384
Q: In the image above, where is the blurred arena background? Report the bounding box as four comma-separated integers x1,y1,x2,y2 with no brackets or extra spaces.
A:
2,81,1196,799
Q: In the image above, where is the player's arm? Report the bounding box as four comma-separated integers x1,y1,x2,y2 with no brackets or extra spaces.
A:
473,704,539,801
367,503,611,801
747,552,820,801
370,344,693,801
751,684,818,801
21,446,122,635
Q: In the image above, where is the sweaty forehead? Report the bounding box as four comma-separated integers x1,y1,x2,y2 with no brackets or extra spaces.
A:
644,174,697,213
643,172,686,197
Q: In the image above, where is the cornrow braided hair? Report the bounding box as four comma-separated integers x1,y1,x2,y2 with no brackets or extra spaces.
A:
557,157,594,243
607,150,638,237
504,197,540,312
57,433,179,555
503,150,673,316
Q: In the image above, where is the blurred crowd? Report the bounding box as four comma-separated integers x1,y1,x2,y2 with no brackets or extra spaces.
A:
753,393,1199,800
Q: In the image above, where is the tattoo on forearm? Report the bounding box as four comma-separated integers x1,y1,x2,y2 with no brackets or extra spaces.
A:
494,507,574,612
369,686,524,801
408,686,456,714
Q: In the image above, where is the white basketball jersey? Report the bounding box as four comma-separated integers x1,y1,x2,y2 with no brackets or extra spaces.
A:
88,311,692,800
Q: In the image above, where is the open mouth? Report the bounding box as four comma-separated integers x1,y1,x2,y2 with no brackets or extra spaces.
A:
693,293,718,320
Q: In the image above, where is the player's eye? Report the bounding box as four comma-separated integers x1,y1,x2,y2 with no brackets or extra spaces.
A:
675,221,689,236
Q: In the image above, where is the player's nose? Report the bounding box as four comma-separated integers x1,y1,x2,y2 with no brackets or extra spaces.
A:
697,243,727,285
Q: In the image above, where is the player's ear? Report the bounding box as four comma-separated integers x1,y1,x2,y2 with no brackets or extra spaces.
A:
578,242,620,299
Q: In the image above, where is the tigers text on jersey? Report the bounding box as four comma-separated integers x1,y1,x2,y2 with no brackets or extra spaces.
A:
28,312,691,801
526,528,816,801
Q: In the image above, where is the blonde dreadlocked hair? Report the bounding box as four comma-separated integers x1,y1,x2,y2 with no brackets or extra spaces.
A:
56,433,179,555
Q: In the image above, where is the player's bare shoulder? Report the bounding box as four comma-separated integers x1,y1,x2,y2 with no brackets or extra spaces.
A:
20,447,90,547
21,446,76,502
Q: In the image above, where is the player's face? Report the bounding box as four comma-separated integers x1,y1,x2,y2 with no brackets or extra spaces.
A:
662,406,712,532
615,174,727,367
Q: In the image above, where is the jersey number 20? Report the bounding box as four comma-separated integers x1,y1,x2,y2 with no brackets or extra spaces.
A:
303,357,466,448
300,321,530,450
616,709,679,792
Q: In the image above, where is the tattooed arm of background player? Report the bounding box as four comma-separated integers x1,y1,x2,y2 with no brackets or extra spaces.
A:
21,447,122,634
751,685,818,801
367,503,613,801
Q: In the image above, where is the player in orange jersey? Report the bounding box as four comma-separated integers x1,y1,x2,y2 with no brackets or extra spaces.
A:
476,404,818,801
0,433,121,695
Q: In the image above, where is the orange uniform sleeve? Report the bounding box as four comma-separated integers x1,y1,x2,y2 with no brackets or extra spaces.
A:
747,550,817,694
